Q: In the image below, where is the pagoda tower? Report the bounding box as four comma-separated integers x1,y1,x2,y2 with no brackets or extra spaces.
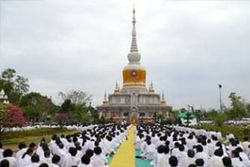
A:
97,7,172,123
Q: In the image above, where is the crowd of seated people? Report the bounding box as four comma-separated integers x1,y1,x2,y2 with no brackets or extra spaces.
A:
0,124,130,167
136,124,250,167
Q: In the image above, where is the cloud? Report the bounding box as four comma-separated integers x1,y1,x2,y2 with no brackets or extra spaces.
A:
1,0,250,110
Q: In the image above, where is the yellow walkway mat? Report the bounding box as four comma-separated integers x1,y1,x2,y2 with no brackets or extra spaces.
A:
110,126,135,167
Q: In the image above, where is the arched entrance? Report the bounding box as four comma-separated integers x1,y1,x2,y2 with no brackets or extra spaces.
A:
129,106,139,125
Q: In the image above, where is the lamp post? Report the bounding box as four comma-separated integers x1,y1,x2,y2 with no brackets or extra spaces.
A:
218,84,223,112
187,105,191,127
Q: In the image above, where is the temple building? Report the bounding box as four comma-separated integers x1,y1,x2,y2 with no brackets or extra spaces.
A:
97,8,172,123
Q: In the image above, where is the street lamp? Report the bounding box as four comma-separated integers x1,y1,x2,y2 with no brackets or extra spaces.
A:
187,105,191,127
218,84,223,112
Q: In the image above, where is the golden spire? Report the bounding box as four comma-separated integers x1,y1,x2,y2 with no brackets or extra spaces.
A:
102,92,108,105
114,81,120,93
160,91,166,104
149,81,154,93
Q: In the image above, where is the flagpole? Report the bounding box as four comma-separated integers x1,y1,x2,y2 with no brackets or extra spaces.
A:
218,84,223,112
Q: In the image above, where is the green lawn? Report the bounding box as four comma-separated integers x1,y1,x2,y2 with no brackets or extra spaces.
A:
1,128,79,151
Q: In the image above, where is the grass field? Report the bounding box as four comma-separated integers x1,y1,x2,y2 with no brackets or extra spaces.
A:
1,128,79,151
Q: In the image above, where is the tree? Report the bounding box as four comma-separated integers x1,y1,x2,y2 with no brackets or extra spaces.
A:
89,106,99,124
214,112,227,127
14,75,29,94
70,104,89,124
22,106,40,124
60,99,75,113
204,109,218,120
228,92,246,119
203,109,228,126
246,103,250,116
0,102,7,140
1,69,16,82
58,90,92,105
56,112,70,125
4,104,25,127
20,92,58,123
0,68,29,104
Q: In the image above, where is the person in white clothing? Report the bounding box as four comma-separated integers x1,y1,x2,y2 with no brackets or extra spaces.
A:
0,159,10,167
61,147,80,167
154,145,170,167
91,147,106,167
40,150,53,166
17,148,33,167
208,148,224,167
242,137,250,154
236,147,250,167
39,163,49,167
27,154,40,167
222,156,233,167
169,156,178,167
78,155,92,167
1,149,17,167
195,158,205,167
51,155,60,167
16,143,27,162
195,145,208,167
0,143,3,159
231,150,246,167
179,149,196,167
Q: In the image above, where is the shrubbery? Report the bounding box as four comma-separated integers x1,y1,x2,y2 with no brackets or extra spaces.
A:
198,124,250,140
2,127,76,139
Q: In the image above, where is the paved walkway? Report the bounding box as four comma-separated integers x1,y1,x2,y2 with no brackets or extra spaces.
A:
110,126,136,167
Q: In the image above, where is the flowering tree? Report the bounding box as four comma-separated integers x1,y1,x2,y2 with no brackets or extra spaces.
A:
56,112,70,126
0,103,25,140
5,104,25,127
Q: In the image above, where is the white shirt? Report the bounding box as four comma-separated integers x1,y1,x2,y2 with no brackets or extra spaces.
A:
61,154,80,167
78,163,93,167
2,157,17,167
208,156,224,167
180,157,196,167
26,162,40,167
0,149,4,159
17,154,32,167
16,148,27,162
91,154,106,167
232,157,246,167
195,152,208,167
155,153,170,167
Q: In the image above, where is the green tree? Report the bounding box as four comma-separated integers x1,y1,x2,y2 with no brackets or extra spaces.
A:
61,99,75,112
20,92,57,123
22,106,40,124
204,109,218,120
88,104,99,123
0,68,29,104
214,112,227,127
228,92,246,119
1,69,16,82
0,102,7,140
203,109,228,126
246,103,250,116
70,104,89,124
14,75,29,94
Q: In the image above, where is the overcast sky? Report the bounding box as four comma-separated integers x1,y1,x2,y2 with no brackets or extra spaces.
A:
1,0,250,110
